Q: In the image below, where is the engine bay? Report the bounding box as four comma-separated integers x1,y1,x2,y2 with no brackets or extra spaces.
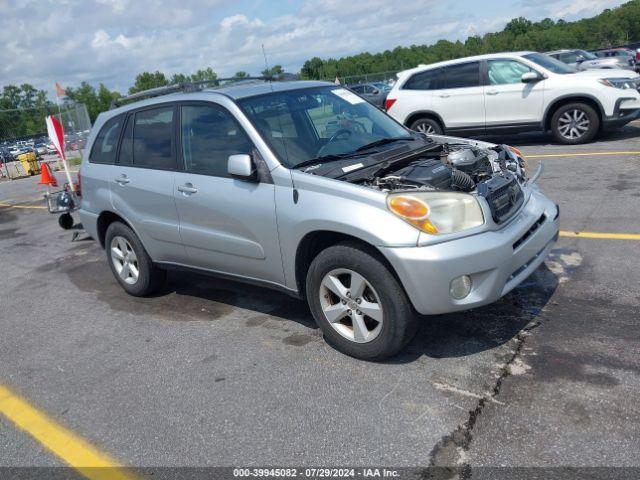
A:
359,141,527,194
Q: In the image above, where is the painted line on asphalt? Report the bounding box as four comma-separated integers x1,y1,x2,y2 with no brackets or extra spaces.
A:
0,384,135,480
0,202,47,209
560,230,640,240
525,151,640,159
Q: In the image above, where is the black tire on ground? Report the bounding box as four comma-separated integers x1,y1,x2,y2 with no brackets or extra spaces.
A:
104,221,166,297
305,241,418,361
550,102,600,145
58,213,74,230
409,117,443,135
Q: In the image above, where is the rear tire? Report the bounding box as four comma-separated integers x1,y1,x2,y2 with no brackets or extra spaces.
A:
105,222,166,297
550,102,599,145
410,117,443,135
306,241,418,360
58,213,74,230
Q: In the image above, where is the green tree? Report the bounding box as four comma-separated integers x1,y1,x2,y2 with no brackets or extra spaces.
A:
261,65,285,80
233,71,249,79
129,71,168,94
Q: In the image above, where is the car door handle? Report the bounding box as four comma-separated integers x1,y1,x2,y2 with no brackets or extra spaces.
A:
177,183,198,195
486,90,499,95
114,175,130,185
438,93,450,98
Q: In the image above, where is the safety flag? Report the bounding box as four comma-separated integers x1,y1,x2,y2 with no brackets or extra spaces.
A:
45,115,75,191
55,82,66,98
45,115,65,161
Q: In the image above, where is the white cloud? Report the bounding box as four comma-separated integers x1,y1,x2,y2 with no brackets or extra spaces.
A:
0,0,629,98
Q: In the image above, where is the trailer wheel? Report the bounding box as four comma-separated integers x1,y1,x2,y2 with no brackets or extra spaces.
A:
58,213,74,230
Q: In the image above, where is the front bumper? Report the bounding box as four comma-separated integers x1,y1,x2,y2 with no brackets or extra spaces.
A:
603,96,640,129
380,189,559,315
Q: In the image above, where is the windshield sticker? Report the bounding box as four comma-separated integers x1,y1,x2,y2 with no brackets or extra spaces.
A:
342,163,364,173
331,88,365,105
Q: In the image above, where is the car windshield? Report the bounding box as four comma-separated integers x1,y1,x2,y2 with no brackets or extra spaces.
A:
237,86,412,168
523,52,577,74
577,49,598,60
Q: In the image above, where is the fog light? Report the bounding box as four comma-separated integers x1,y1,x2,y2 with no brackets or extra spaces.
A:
450,275,472,300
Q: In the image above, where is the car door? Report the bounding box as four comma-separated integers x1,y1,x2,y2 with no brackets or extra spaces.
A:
172,102,283,285
483,59,545,129
430,61,484,132
110,104,187,264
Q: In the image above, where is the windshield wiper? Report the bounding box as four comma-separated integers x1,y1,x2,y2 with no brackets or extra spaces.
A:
294,151,367,169
354,136,413,152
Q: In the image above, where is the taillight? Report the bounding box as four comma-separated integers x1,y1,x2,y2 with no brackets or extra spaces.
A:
636,51,640,61
385,98,397,111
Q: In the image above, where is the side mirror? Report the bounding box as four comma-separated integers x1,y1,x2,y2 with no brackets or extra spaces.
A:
521,72,542,83
228,154,256,181
575,55,585,63
372,89,380,95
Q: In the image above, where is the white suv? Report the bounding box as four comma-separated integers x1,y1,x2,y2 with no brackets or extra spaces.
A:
385,51,640,144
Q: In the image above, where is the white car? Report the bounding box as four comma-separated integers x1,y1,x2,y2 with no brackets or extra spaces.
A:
385,51,640,144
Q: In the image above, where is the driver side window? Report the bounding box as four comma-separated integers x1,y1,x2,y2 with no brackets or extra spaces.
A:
487,60,535,85
180,104,253,177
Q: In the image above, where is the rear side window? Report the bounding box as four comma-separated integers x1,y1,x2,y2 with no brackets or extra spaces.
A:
442,62,480,89
180,104,253,177
89,116,122,164
403,68,442,90
132,106,176,170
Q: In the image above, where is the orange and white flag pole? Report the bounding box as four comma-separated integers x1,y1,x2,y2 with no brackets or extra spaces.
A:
45,115,75,192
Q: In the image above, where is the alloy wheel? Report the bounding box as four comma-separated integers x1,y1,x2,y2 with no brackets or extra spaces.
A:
415,122,436,135
557,109,590,140
318,268,383,343
110,236,139,285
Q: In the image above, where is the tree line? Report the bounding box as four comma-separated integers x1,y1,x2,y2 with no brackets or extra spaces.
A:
0,66,286,140
300,0,640,79
2,0,639,139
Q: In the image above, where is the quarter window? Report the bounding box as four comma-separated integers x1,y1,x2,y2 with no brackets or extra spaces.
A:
89,116,122,164
487,60,535,85
403,68,442,90
132,106,176,169
442,62,480,89
180,104,253,177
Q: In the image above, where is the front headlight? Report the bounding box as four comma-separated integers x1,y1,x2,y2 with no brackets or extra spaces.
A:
598,77,639,89
387,192,484,235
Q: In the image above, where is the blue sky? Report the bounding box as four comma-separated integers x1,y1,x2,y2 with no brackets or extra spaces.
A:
0,0,628,96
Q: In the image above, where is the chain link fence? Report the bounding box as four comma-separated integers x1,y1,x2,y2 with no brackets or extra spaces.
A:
1,102,91,179
326,70,399,86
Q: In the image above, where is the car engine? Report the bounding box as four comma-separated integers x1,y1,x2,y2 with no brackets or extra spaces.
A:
359,141,528,224
363,143,526,193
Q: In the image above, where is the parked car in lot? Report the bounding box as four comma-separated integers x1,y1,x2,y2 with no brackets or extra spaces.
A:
80,80,559,359
385,51,640,144
591,48,637,71
546,49,634,71
347,83,387,108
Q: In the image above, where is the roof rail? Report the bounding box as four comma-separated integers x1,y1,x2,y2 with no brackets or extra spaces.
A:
110,76,272,109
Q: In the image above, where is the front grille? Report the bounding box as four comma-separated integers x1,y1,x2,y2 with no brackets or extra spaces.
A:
513,214,546,250
477,173,524,224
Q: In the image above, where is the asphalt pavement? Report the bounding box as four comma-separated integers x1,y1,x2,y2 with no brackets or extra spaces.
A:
0,124,639,477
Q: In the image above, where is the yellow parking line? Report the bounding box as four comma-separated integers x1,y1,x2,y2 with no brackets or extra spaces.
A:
560,230,640,240
0,384,135,480
526,151,640,158
0,202,47,209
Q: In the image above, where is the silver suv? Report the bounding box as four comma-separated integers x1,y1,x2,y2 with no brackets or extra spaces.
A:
79,80,559,360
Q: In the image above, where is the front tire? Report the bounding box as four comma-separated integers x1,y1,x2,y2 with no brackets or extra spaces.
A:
306,242,418,360
410,117,443,135
551,102,599,145
105,222,166,296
